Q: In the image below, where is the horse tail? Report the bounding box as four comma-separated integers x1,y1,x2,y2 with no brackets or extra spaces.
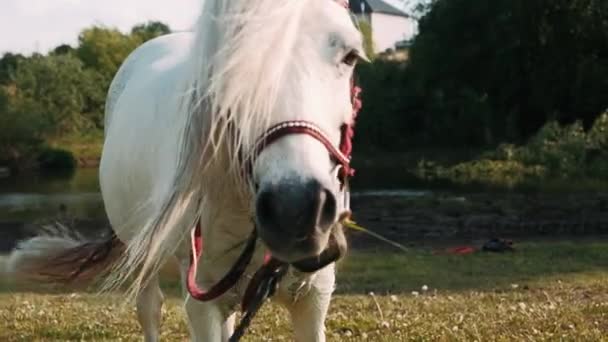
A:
5,223,125,286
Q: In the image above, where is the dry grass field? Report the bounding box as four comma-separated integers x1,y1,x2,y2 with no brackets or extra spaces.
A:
1,239,608,341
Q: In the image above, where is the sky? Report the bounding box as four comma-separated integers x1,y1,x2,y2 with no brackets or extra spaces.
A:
0,0,408,55
0,0,201,55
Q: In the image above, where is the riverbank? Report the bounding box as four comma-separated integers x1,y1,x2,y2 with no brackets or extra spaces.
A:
4,130,608,194
2,191,607,254
0,133,103,175
349,192,608,249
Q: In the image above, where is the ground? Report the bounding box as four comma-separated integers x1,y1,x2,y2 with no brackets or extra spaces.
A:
2,239,608,341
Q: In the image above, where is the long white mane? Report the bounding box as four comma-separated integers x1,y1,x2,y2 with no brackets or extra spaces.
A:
105,0,313,298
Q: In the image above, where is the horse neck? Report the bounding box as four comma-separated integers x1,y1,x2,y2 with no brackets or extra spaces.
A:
197,151,255,257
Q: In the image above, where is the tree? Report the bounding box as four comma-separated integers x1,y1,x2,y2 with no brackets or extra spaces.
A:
0,87,48,166
11,54,93,134
403,0,608,146
0,53,25,85
76,27,141,83
131,21,171,43
0,21,174,169
52,44,75,56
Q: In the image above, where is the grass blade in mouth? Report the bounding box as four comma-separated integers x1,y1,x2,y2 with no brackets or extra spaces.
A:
342,218,408,253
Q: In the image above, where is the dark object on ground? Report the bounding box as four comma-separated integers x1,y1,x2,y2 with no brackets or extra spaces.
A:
482,238,514,253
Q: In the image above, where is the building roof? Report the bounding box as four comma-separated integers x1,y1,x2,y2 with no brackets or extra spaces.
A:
349,0,410,17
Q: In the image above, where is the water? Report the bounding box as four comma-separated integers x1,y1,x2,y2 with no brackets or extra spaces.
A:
0,169,104,220
0,166,604,221
0,167,439,221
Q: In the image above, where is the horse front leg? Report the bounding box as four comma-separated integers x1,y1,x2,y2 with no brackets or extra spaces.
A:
185,296,228,341
285,267,336,342
222,313,236,340
136,274,164,342
181,258,234,342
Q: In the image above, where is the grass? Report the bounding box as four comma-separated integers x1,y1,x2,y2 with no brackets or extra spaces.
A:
2,240,608,341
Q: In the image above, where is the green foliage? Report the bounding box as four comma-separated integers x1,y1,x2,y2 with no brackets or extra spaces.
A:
51,44,75,56
417,112,608,187
77,21,170,83
74,22,171,128
131,21,171,43
353,0,608,150
0,21,172,170
11,54,93,134
49,131,104,163
417,159,546,188
402,0,608,147
0,53,25,85
514,113,608,178
354,61,410,151
0,84,55,169
76,27,142,83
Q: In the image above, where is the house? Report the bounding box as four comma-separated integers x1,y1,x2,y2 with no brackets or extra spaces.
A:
349,0,417,53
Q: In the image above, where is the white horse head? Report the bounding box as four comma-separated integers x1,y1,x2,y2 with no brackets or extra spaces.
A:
179,0,365,265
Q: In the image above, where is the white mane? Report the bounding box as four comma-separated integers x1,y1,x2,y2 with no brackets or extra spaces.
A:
105,0,314,299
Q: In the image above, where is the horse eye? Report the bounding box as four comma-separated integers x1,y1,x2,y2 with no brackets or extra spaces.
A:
342,50,359,66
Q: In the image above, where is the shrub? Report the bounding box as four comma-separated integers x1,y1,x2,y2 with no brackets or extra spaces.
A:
417,111,608,186
37,147,77,170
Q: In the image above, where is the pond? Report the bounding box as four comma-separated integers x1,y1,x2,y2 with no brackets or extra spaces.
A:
0,166,438,220
0,165,604,221
0,169,104,220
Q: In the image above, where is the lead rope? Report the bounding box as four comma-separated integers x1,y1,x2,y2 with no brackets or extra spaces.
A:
229,259,289,342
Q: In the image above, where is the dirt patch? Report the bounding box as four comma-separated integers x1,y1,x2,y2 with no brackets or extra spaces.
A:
349,192,608,249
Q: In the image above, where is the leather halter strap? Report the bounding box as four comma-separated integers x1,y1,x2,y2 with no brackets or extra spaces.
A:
248,120,354,183
247,80,362,183
186,222,261,301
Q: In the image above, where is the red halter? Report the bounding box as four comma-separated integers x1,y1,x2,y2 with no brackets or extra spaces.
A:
186,0,361,308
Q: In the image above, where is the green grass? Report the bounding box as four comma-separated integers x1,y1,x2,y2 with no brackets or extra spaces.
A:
338,240,608,294
2,240,608,341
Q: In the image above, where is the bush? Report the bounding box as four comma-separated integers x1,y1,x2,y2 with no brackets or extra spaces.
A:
0,90,49,169
418,111,608,186
508,112,608,178
37,147,77,170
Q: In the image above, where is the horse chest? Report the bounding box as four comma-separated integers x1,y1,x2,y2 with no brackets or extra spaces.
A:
218,266,316,314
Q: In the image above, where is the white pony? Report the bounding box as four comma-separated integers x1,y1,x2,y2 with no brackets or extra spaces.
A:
7,0,364,341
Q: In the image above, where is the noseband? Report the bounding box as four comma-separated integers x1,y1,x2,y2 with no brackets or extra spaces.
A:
248,79,362,184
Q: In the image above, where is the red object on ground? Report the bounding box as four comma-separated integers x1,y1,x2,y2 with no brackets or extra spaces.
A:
444,246,477,255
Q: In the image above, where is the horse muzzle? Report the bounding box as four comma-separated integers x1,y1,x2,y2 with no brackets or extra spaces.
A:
255,177,338,262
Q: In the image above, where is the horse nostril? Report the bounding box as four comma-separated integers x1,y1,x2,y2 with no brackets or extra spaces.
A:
256,189,275,228
317,188,336,231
